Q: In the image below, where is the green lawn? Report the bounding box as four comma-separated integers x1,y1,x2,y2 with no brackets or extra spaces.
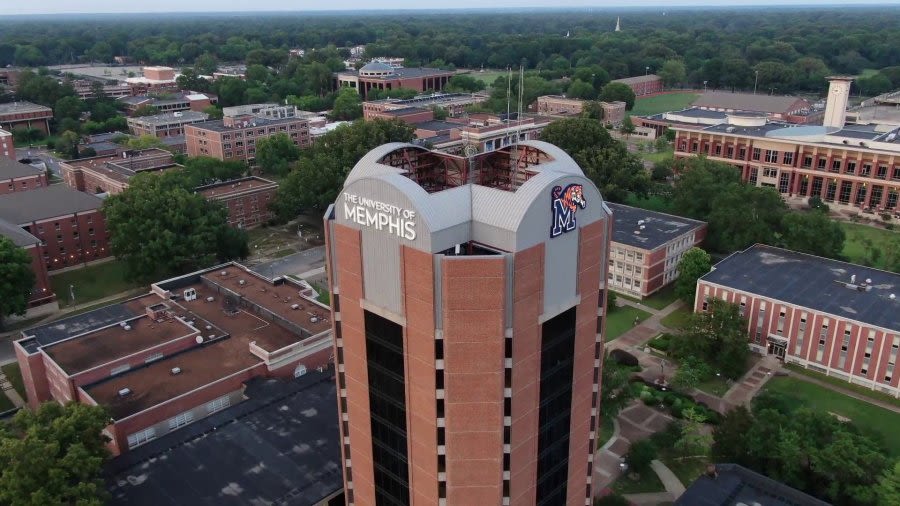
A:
610,469,665,494
641,285,681,311
640,148,674,165
839,222,899,271
785,363,900,409
630,92,699,117
598,415,615,449
466,70,507,86
660,306,693,330
1,363,26,401
49,260,144,308
764,377,900,456
0,394,14,413
624,193,676,214
605,306,652,341
660,454,708,487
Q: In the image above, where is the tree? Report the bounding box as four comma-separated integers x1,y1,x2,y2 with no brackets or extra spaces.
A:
566,79,595,99
367,87,418,100
651,158,674,181
779,211,845,259
675,247,712,304
0,237,35,330
255,133,301,177
711,405,755,463
194,52,218,75
626,439,657,476
706,184,787,252
273,119,414,216
674,406,712,457
874,461,900,506
102,175,248,281
619,116,635,137
54,96,82,122
55,130,80,160
599,82,636,110
331,87,363,120
671,157,742,219
203,105,223,120
594,494,630,506
600,352,635,419
808,195,829,212
125,135,165,151
0,402,110,505
658,59,687,87
674,299,749,379
446,74,484,93
672,356,711,390
180,156,246,187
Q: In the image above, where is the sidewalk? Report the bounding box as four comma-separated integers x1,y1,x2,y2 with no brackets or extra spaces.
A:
593,401,674,491
722,355,782,406
608,298,685,351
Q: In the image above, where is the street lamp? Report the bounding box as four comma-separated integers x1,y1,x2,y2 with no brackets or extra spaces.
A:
645,66,650,76
754,70,759,95
703,80,708,92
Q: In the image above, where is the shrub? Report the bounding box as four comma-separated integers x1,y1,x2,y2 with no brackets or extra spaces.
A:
626,439,657,475
610,349,639,367
595,493,630,506
809,196,829,212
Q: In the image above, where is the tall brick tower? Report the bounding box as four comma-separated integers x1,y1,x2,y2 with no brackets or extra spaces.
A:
324,141,611,506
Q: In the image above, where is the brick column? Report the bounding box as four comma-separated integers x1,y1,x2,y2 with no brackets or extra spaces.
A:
791,172,800,195
864,185,874,208
850,182,860,207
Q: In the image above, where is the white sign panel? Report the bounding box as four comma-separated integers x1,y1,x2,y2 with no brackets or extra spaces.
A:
342,192,416,240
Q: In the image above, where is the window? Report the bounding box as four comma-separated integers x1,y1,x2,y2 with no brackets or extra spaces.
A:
831,159,842,172
817,158,827,170
877,165,888,180
206,395,231,413
167,411,194,430
765,150,777,163
783,152,794,165
846,161,856,174
752,148,761,161
726,146,734,158
861,163,872,177
739,147,747,159
127,427,156,448
802,155,813,168
739,301,746,316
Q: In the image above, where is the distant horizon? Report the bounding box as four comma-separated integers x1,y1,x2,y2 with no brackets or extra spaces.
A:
2,1,899,17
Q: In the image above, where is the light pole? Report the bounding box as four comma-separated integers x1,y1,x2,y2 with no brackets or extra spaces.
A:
754,70,759,95
69,284,76,308
703,80,708,92
645,66,650,76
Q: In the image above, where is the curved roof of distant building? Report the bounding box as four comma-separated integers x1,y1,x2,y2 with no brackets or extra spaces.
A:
360,61,394,73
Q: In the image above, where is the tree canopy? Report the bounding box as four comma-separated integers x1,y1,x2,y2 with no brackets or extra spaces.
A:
0,402,111,506
0,237,35,328
102,174,249,282
671,299,749,379
540,117,650,203
599,82,636,110
675,247,712,304
273,118,415,217
255,133,301,177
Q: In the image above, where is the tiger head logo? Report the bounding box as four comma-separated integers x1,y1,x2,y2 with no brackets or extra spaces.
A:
550,184,587,238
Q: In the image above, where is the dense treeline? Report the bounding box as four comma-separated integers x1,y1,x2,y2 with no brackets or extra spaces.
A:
2,8,900,95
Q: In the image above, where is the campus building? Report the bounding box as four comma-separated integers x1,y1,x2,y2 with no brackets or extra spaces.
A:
118,91,216,116
672,77,900,213
185,113,311,164
334,61,454,100
60,148,178,195
0,101,53,134
196,176,278,229
127,110,209,138
72,79,132,100
324,141,611,505
124,66,179,95
610,74,663,96
1,128,14,160
1,156,47,194
607,203,707,299
15,262,334,455
363,92,489,120
413,113,553,155
0,219,55,310
696,244,900,396
106,372,344,506
533,96,627,125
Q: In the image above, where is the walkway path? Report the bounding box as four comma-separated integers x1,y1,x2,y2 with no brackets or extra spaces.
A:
651,459,686,496
0,369,24,409
593,401,674,491
608,298,685,352
722,355,782,406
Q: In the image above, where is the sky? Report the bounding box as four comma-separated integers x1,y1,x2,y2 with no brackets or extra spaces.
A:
3,0,899,16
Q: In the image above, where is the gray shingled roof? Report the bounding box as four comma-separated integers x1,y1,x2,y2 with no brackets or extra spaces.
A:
0,218,39,247
692,91,808,114
0,157,43,180
0,185,103,224
608,203,706,251
701,244,900,332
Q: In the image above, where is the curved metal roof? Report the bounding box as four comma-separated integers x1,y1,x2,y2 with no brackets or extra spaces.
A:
359,61,394,74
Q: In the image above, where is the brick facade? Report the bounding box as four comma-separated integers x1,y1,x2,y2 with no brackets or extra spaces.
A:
185,117,311,164
197,177,278,229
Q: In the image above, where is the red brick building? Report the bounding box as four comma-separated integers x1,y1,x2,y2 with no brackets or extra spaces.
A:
0,185,110,271
534,95,627,125
15,263,333,455
185,115,311,164
607,203,707,299
363,92,489,120
127,110,209,138
611,74,663,96
365,106,435,124
118,91,216,116
1,128,14,160
196,177,278,229
60,148,178,195
335,62,454,100
696,244,900,396
1,157,47,194
0,101,53,135
324,141,611,505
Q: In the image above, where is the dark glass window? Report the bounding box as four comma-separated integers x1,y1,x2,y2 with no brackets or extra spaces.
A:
365,311,410,506
536,308,576,506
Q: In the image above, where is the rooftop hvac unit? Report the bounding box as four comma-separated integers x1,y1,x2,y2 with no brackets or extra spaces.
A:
291,304,300,310
183,288,197,301
238,279,246,286
208,334,215,339
118,388,132,397
891,294,896,300
170,367,182,375
205,325,212,330
221,270,228,276
206,296,215,302
195,336,204,344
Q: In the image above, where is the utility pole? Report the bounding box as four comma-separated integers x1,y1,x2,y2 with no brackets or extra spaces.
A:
754,70,759,95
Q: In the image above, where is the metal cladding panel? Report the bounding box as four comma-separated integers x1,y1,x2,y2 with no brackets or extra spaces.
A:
514,174,607,251
337,176,434,252
543,227,580,317
471,221,516,253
